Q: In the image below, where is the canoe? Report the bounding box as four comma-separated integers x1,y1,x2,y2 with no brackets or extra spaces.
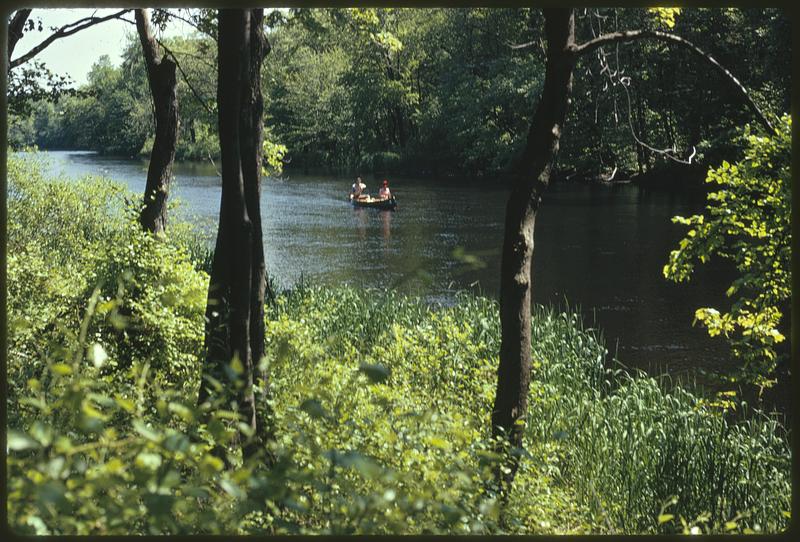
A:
351,196,397,210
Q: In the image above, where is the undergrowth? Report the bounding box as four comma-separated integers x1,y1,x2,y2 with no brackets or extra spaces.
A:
6,152,791,534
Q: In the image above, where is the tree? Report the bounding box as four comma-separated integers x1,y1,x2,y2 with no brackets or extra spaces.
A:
198,8,273,461
533,8,789,180
6,9,131,117
8,9,131,70
135,9,179,234
491,10,576,494
491,7,778,492
663,115,791,391
263,7,544,176
7,9,32,61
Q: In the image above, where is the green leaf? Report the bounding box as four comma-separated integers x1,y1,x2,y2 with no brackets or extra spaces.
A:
168,401,195,423
135,451,163,471
30,422,53,447
200,455,224,475
36,480,67,506
50,363,73,376
25,515,50,535
658,513,675,524
114,395,135,413
8,429,41,451
143,493,175,516
220,478,246,499
133,420,162,442
427,436,450,450
163,431,190,453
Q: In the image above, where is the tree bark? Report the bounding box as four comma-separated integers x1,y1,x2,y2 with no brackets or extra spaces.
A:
492,8,575,491
7,9,32,63
239,8,275,459
199,9,274,462
135,9,179,234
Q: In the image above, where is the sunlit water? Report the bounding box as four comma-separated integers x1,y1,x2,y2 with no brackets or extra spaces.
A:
17,150,789,412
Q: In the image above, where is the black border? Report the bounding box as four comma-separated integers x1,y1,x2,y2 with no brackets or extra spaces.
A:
0,1,796,541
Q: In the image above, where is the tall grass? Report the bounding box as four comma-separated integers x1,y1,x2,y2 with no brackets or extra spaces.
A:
268,286,790,533
7,152,790,533
522,304,790,533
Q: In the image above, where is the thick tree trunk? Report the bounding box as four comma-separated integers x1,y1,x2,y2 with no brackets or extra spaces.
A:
238,8,275,459
492,8,575,491
7,9,32,62
136,9,178,234
199,9,274,462
199,7,256,440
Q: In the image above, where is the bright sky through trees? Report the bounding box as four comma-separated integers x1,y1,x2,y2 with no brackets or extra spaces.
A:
11,8,195,86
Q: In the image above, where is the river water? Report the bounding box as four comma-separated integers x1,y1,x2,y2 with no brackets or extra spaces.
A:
23,150,780,404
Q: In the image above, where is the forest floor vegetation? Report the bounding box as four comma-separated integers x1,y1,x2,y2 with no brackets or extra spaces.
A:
6,153,790,534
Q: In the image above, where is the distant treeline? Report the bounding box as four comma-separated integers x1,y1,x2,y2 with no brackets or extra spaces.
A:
9,8,789,178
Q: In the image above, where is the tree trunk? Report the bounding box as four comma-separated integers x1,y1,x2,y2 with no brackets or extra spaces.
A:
199,9,274,462
239,8,275,460
135,9,178,234
7,9,32,62
199,8,256,450
492,7,576,491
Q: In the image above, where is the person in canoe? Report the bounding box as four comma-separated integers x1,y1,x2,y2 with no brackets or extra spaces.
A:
378,179,392,200
350,177,367,201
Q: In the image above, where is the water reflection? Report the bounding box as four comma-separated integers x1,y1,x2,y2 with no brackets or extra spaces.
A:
380,209,392,242
353,207,368,240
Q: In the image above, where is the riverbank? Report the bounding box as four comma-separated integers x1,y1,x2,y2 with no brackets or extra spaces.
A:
6,152,790,534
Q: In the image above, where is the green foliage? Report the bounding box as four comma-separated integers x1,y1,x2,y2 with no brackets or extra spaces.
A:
7,59,83,117
262,132,288,177
157,121,219,163
9,8,789,181
7,153,790,533
10,53,151,155
562,7,789,179
7,151,208,419
648,7,682,29
266,8,542,176
664,115,791,386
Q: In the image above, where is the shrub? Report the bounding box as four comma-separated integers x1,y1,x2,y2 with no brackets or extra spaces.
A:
6,153,790,534
7,152,208,412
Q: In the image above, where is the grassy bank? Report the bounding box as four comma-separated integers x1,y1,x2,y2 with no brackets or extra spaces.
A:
6,153,791,534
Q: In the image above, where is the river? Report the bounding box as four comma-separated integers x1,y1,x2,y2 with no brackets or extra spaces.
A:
19,150,788,412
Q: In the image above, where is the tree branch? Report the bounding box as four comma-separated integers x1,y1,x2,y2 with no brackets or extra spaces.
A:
506,39,537,50
153,8,215,39
10,9,131,69
156,39,216,118
7,9,32,62
118,14,215,118
571,29,776,136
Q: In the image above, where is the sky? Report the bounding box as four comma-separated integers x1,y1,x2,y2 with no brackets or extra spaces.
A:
11,8,197,86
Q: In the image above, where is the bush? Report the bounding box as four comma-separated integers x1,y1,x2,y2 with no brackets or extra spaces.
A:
7,151,208,414
6,153,790,534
